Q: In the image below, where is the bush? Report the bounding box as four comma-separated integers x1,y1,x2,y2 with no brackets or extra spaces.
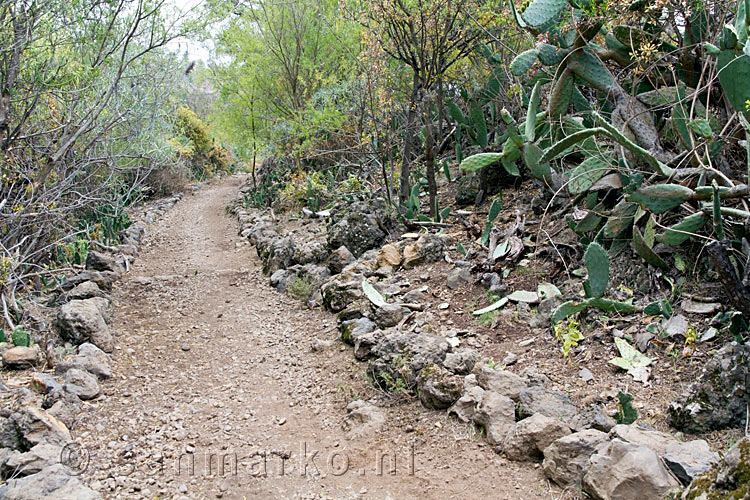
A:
146,164,190,196
287,275,314,301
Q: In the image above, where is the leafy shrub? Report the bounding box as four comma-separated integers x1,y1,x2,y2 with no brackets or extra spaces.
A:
287,275,314,301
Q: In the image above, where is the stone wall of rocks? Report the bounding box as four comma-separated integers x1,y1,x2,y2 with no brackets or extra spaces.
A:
231,185,731,500
0,194,182,499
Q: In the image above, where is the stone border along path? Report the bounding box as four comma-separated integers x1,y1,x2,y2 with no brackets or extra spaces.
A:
230,177,743,500
0,192,184,499
19,176,559,500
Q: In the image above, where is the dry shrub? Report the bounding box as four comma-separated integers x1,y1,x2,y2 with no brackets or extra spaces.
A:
146,164,190,196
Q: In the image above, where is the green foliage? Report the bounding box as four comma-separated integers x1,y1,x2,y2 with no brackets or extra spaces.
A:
553,316,584,360
287,276,314,302
11,327,30,347
616,392,638,425
584,242,609,299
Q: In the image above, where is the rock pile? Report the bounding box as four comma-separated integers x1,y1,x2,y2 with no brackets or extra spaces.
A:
0,193,181,498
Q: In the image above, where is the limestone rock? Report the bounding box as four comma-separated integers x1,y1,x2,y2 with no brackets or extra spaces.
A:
55,343,111,379
473,392,516,446
609,423,678,456
502,413,571,462
443,349,479,375
85,250,121,273
376,244,402,270
373,304,407,329
663,439,719,485
2,346,40,369
402,234,446,269
63,368,100,400
56,300,113,352
417,364,463,410
582,439,681,500
342,400,385,439
0,464,102,500
448,385,484,423
3,442,62,477
518,385,578,420
669,342,750,432
542,429,610,487
476,366,528,401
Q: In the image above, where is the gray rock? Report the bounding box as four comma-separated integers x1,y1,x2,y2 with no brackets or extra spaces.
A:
2,346,40,369
448,385,484,423
342,400,385,439
326,201,388,258
669,342,750,432
473,392,516,446
579,368,594,382
634,332,653,352
402,234,446,269
0,464,102,500
63,368,100,400
327,246,356,275
340,317,376,345
368,332,450,390
320,271,365,312
542,429,610,487
480,273,505,293
443,349,479,375
537,296,562,319
476,366,528,401
569,405,617,432
46,393,82,430
609,423,678,456
293,240,328,265
84,296,112,324
55,342,111,379
373,304,407,329
310,338,333,352
56,299,113,352
353,330,385,361
582,439,681,500
518,385,578,420
30,374,62,395
663,439,719,485
63,281,108,302
502,413,571,462
682,437,749,499
446,267,471,290
681,299,719,315
417,364,463,410
0,405,72,449
61,270,118,292
663,313,689,338
502,352,518,366
269,269,293,292
3,442,62,477
263,237,295,275
85,250,121,273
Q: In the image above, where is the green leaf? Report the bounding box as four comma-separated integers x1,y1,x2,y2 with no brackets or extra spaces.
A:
603,200,637,238
470,100,488,148
538,282,562,300
704,42,721,55
509,49,539,75
616,392,638,424
362,280,387,308
488,198,502,222
540,128,608,164
628,184,694,214
688,119,714,138
457,242,467,256
584,242,609,298
660,212,708,245
568,155,613,194
507,290,540,303
550,300,591,324
459,153,503,172
633,225,668,269
521,0,568,28
473,297,509,315
609,337,652,372
524,143,551,181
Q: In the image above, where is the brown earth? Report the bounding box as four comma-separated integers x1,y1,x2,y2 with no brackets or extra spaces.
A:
74,177,564,500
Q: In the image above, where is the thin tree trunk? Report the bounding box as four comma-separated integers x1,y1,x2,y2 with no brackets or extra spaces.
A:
436,77,445,148
424,97,437,218
400,71,420,205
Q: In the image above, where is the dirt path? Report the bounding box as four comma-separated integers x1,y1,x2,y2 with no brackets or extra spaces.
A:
76,177,559,500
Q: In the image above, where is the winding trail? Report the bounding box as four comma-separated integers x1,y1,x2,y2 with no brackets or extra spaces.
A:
76,177,556,500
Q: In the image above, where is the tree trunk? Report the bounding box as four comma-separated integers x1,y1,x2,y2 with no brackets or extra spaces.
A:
436,78,445,147
399,71,420,205
424,97,437,218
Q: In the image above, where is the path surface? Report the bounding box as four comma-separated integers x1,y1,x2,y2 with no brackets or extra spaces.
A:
76,177,558,500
